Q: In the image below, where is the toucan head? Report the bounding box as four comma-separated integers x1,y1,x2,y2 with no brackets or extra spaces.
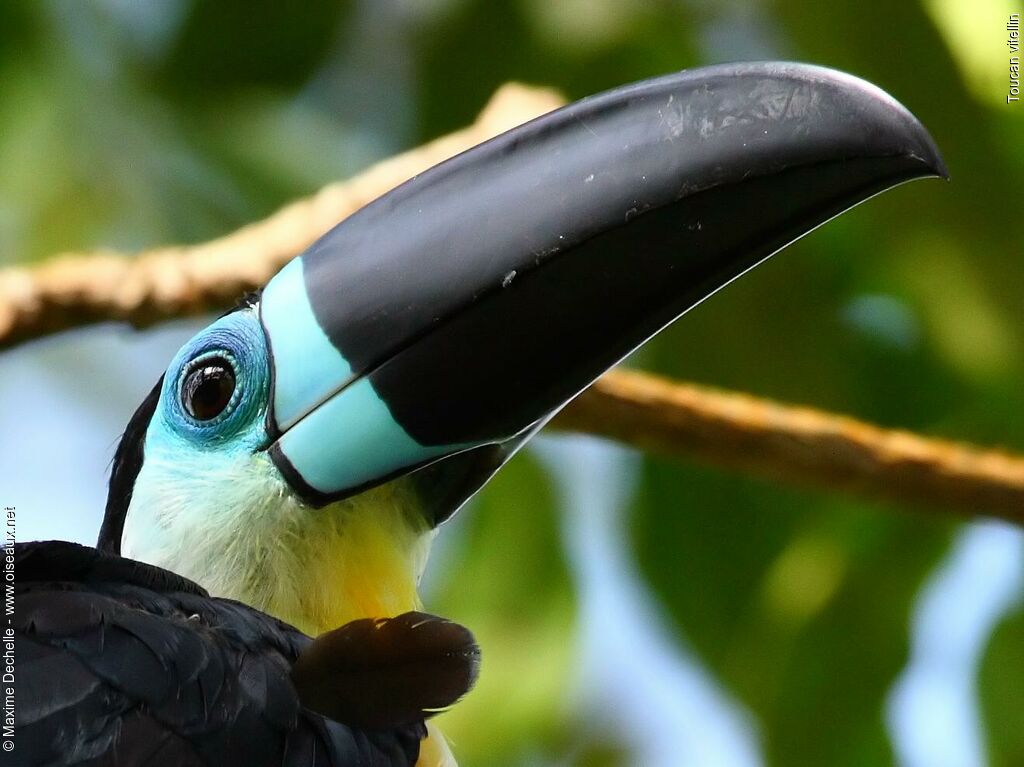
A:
97,62,945,635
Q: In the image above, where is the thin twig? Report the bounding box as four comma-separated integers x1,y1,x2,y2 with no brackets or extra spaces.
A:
1,84,1021,523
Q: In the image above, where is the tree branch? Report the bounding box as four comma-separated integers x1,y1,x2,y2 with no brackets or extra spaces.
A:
1,84,1021,524
0,84,566,349
554,370,1024,524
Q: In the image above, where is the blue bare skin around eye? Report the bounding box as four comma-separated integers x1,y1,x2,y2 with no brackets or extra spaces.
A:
150,309,272,457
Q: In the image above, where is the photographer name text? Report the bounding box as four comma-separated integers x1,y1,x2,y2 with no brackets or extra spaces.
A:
3,506,14,752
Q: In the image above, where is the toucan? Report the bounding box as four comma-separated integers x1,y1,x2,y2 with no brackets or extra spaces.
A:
14,62,945,767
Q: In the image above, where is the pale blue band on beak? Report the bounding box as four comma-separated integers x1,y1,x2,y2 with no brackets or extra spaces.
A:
261,257,355,432
262,256,467,496
274,376,458,495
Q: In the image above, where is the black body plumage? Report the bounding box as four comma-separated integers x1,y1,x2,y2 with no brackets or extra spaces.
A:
12,541,425,767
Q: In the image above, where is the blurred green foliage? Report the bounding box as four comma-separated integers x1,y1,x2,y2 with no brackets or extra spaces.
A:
981,607,1024,766
1,1,1022,765
428,451,579,764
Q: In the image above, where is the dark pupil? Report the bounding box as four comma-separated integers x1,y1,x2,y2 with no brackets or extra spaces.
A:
182,358,236,421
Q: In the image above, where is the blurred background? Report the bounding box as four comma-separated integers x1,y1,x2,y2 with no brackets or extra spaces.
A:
1,1,1022,765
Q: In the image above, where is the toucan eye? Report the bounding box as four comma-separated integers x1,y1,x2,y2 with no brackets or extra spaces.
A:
181,357,236,421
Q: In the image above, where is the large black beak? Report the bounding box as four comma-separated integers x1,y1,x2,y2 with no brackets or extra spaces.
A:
258,61,945,513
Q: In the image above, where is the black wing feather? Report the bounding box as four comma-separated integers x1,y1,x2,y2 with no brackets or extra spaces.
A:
13,542,424,767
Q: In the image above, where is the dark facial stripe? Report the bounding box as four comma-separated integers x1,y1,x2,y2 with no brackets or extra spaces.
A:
99,377,163,553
